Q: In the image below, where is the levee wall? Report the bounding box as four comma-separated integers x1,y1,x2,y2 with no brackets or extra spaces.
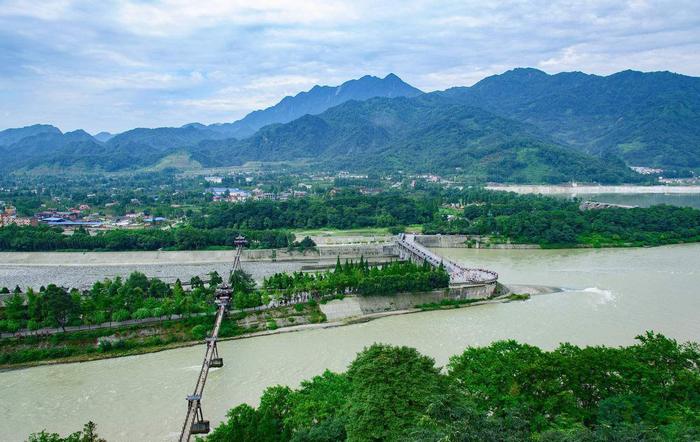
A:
242,243,397,262
319,282,496,321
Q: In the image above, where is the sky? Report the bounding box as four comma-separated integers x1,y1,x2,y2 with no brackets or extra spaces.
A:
1,0,699,134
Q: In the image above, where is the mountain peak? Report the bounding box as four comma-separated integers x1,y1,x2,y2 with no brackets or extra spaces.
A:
206,73,422,139
0,124,62,146
93,131,114,142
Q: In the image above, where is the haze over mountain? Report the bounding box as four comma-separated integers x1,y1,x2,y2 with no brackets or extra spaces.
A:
0,68,698,182
0,124,61,147
92,132,114,143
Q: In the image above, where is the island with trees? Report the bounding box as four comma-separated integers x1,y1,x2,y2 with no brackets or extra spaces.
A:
204,333,700,441
0,259,452,367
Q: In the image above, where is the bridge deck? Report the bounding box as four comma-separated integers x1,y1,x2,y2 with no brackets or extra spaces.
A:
179,240,245,442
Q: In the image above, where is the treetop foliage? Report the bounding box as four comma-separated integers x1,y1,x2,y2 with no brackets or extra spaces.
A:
207,333,700,441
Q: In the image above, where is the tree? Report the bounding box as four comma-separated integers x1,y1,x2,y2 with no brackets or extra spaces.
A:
345,344,443,441
209,271,223,288
27,421,106,442
229,269,256,293
190,275,204,289
44,285,78,331
4,292,25,321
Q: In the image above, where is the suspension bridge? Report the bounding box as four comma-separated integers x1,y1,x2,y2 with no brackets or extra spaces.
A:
178,233,497,439
178,235,246,441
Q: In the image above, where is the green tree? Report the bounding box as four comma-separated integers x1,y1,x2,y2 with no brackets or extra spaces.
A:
27,421,105,442
209,271,223,288
345,344,443,441
229,269,256,293
4,292,26,321
44,285,78,331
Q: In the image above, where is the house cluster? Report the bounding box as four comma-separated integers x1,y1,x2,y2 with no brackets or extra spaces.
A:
631,166,664,175
0,206,36,227
35,205,104,229
208,187,309,203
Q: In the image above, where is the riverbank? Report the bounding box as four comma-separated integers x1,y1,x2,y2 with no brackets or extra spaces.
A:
0,284,556,371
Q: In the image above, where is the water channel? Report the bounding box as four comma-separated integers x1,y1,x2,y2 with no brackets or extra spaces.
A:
1,243,699,441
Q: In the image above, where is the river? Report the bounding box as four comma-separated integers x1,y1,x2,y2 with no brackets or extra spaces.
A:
485,185,700,209
559,192,700,209
1,244,699,441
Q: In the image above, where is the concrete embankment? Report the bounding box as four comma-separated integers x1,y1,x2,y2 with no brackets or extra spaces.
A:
0,243,397,266
320,283,498,321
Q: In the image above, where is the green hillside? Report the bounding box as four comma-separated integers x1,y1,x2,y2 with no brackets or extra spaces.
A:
441,68,700,170
191,95,643,183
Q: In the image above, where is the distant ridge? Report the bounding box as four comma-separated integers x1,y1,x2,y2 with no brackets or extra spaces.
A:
206,73,423,139
93,132,114,142
0,124,61,146
439,68,700,169
189,94,642,183
1,68,698,181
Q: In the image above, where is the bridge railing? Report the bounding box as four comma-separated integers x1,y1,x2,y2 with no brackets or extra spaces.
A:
396,234,498,284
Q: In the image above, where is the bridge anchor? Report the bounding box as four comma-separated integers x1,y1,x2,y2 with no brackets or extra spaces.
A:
186,396,210,435
210,339,223,368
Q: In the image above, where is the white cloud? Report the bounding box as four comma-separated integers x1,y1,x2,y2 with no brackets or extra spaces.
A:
1,0,700,132
115,0,358,36
0,0,75,20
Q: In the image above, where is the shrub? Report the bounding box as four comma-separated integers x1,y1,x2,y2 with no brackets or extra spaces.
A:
132,308,153,320
112,310,130,322
190,324,208,340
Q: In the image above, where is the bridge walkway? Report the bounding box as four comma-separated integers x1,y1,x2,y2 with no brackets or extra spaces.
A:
179,235,246,441
396,234,498,284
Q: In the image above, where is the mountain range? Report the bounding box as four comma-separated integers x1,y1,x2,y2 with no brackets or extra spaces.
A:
1,68,698,182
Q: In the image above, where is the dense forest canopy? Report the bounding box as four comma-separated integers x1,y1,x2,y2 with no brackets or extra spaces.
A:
426,189,700,246
193,191,438,230
0,225,291,252
207,333,700,441
2,188,700,251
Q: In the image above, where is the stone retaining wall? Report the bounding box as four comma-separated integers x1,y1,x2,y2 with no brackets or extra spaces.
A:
319,282,496,321
241,243,398,261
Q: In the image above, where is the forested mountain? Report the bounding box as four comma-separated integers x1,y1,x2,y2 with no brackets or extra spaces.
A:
440,68,700,169
0,129,166,172
191,95,641,183
1,69,697,182
104,125,228,154
0,124,61,146
0,74,423,172
206,73,423,139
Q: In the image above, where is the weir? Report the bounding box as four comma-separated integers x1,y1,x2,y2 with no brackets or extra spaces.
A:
395,234,498,285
